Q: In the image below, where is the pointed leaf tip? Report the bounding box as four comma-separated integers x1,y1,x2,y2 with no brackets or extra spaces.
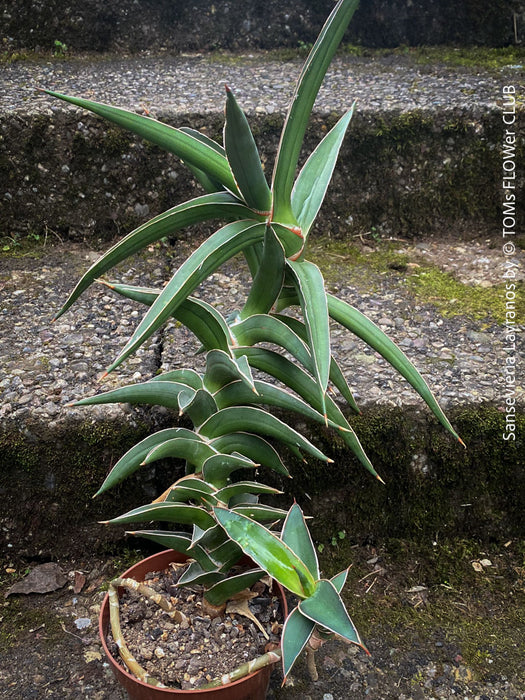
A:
97,279,114,289
224,86,272,213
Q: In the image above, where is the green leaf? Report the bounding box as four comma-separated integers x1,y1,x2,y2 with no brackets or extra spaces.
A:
292,105,355,237
178,388,218,427
298,579,364,648
237,347,377,476
281,503,319,580
164,477,217,505
170,297,235,353
287,259,330,417
165,490,216,509
271,222,304,260
102,284,235,353
240,225,285,319
224,86,272,213
95,427,198,496
216,481,281,504
179,126,226,193
274,284,300,312
235,312,358,413
273,313,360,413
201,452,257,487
214,379,329,430
281,606,315,680
227,492,258,508
191,524,228,550
208,540,244,571
281,566,352,679
178,561,225,587
205,568,264,607
105,220,266,373
44,90,240,195
54,192,255,319
271,0,360,225
142,435,218,470
105,502,215,530
232,504,289,521
325,354,360,414
327,294,464,444
203,350,256,393
213,507,316,598
125,530,218,572
209,433,289,477
330,567,350,593
179,126,225,157
72,380,193,411
234,347,318,404
198,406,330,463
150,369,203,390
232,311,359,412
231,314,311,371
235,349,329,422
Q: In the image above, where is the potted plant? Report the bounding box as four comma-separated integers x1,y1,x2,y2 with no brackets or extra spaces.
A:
45,0,463,695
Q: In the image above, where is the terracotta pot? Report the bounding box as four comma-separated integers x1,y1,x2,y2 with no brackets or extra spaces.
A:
99,549,286,699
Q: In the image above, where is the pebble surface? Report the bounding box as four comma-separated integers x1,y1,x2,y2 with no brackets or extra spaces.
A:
1,235,523,434
3,52,521,117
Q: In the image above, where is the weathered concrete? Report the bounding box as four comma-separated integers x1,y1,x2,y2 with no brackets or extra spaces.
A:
1,237,523,559
2,0,523,53
2,54,524,243
0,52,523,562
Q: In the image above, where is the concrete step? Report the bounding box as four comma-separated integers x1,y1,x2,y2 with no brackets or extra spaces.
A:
0,51,523,560
1,53,523,244
0,231,523,559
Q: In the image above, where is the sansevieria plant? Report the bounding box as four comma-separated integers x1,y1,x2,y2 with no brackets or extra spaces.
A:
45,0,463,688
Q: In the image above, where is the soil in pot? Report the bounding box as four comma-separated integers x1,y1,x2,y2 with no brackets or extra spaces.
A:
105,559,284,691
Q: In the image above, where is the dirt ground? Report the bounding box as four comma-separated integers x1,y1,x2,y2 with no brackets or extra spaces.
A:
1,539,524,699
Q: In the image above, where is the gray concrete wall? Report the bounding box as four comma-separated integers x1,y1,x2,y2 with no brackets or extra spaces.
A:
2,0,523,54
2,107,519,243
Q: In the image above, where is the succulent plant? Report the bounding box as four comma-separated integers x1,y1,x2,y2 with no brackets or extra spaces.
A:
46,0,462,685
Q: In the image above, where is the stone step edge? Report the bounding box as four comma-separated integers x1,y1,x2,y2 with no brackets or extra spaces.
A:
2,105,517,241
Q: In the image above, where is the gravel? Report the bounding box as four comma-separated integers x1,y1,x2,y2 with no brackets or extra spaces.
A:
1,234,523,436
3,52,520,117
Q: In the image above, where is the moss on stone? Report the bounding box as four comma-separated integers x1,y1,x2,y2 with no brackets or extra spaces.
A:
399,45,525,71
408,269,524,323
307,531,525,681
310,237,523,324
0,598,63,652
0,232,48,259
222,45,525,71
0,418,163,556
281,404,524,548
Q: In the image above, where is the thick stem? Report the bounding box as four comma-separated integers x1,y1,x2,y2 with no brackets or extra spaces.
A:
108,582,166,688
201,648,282,689
306,645,319,681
